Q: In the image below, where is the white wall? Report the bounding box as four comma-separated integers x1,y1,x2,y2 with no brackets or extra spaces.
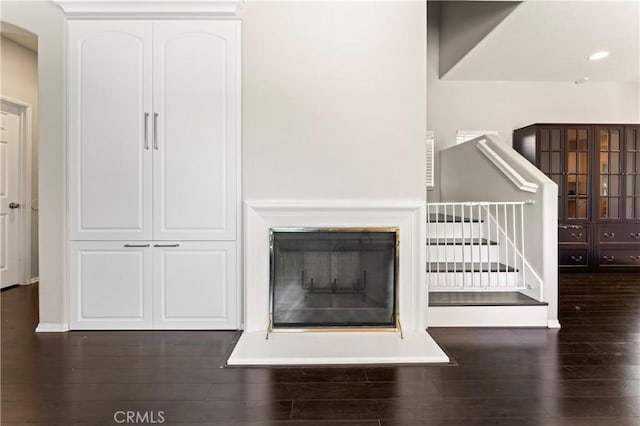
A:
241,1,426,201
0,1,66,327
427,2,640,198
0,35,39,280
1,1,426,327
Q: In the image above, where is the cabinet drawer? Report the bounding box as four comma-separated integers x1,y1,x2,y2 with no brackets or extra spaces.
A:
558,225,588,243
559,249,588,267
599,248,640,267
598,224,640,243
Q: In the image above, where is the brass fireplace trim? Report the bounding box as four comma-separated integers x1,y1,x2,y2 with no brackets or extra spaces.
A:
267,227,401,335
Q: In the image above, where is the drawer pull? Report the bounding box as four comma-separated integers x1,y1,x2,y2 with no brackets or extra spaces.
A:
570,255,583,262
570,233,583,239
630,255,640,261
153,244,180,248
603,232,615,239
123,244,150,248
630,232,640,239
559,225,582,230
602,255,615,262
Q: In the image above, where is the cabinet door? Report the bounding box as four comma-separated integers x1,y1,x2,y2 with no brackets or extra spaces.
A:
152,242,237,329
537,127,565,218
536,126,591,221
68,21,153,240
595,127,623,221
564,126,591,222
70,241,153,329
624,126,640,219
152,21,240,241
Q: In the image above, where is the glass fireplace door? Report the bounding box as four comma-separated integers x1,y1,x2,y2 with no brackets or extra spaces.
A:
269,229,398,330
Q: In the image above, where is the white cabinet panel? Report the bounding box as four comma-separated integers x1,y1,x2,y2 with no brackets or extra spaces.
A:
153,242,237,329
70,241,153,329
67,20,241,330
69,22,153,240
152,21,239,241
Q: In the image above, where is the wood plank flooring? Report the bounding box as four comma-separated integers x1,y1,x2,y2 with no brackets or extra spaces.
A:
429,291,547,306
2,273,639,425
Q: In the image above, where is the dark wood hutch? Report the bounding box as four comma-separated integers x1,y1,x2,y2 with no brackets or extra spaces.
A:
513,124,640,270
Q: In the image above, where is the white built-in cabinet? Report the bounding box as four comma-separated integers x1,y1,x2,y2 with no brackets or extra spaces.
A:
68,20,240,330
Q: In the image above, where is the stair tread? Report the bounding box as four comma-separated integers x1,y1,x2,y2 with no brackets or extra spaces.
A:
427,238,497,246
427,214,482,223
428,291,548,307
427,262,517,273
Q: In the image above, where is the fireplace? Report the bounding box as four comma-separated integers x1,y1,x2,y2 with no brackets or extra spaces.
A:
227,201,449,365
269,228,399,331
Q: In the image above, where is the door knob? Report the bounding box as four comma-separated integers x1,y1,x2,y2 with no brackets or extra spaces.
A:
8,202,20,209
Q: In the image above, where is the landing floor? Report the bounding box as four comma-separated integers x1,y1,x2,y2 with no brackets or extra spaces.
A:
429,291,547,306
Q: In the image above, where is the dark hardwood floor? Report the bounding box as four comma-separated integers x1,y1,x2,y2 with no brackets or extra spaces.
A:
2,273,639,425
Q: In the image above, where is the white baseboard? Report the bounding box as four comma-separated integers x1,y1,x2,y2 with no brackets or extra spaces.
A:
427,305,548,327
547,319,561,329
35,322,69,333
30,276,39,284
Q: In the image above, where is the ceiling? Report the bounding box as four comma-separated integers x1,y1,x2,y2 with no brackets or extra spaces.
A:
438,1,640,83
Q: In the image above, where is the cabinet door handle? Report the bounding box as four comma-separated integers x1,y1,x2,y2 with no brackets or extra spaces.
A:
602,255,615,262
144,112,149,149
570,233,583,239
604,232,615,239
570,255,583,262
629,255,640,261
153,244,180,248
124,244,150,248
153,112,159,150
559,225,582,230
630,232,640,239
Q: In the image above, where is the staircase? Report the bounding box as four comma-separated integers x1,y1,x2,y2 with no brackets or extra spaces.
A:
426,202,548,327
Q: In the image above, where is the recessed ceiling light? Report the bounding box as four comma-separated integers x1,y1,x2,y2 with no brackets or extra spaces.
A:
588,51,609,61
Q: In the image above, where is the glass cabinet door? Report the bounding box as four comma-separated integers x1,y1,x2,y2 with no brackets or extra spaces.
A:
625,127,640,219
565,127,590,221
597,127,623,220
539,127,564,219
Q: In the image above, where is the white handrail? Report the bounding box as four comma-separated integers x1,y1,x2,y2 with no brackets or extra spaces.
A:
427,201,535,206
477,139,539,193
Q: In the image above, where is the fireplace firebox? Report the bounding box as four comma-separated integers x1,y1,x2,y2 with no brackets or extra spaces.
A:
269,228,399,331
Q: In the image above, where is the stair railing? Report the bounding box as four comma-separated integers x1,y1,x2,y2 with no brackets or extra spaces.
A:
427,201,541,298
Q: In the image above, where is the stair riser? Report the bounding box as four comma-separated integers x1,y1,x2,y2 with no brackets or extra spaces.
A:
427,272,521,289
426,305,548,327
427,223,484,239
427,246,499,262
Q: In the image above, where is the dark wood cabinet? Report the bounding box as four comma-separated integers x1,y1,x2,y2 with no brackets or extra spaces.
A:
514,123,640,271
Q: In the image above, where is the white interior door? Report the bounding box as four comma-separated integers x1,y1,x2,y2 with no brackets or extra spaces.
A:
0,108,21,288
153,241,237,329
68,21,153,240
152,21,239,241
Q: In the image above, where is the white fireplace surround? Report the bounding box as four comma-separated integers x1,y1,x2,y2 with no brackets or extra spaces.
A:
227,200,449,365
243,200,427,332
